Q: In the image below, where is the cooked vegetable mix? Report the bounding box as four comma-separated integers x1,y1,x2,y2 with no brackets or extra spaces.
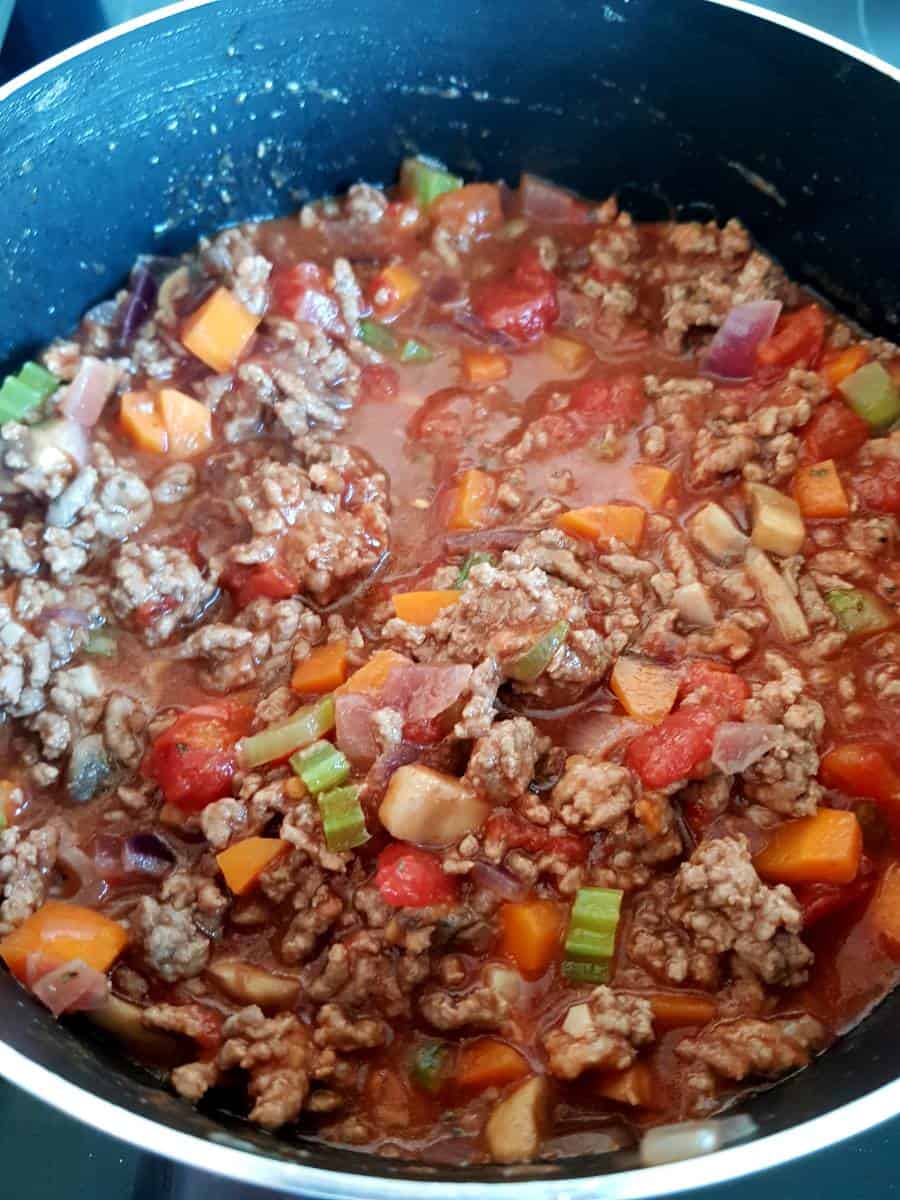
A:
0,159,898,1166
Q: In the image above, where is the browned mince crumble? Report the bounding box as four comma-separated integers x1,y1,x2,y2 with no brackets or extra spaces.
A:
1,159,899,1165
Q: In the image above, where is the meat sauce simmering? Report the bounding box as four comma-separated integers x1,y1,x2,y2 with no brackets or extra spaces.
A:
2,158,900,1165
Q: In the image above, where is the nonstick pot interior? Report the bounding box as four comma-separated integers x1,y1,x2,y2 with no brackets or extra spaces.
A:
0,0,899,1192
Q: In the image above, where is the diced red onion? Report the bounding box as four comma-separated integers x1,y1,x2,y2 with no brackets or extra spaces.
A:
382,663,473,723
501,683,611,722
32,959,110,1018
559,711,644,757
711,721,781,775
36,606,90,631
470,861,528,901
119,266,159,348
295,288,345,336
443,527,529,555
61,357,118,427
335,692,380,767
519,173,589,223
452,309,517,349
363,742,421,805
122,832,176,878
701,300,782,381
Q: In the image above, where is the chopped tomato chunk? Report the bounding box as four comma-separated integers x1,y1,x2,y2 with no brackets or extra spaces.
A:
270,262,343,333
795,863,875,927
756,304,826,373
680,661,749,719
855,461,900,514
359,363,400,404
143,702,252,811
375,843,458,908
471,247,559,342
626,706,720,789
801,399,869,463
566,372,646,432
484,810,586,864
222,560,299,609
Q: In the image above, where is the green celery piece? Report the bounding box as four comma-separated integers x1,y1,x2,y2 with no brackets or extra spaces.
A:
291,739,350,795
400,157,462,208
357,319,399,356
562,960,609,984
410,1041,448,1093
84,629,118,657
565,927,617,962
826,588,896,637
0,375,42,422
241,695,335,769
399,338,433,364
839,361,900,430
317,785,368,853
570,887,623,933
453,551,493,588
18,361,58,401
506,620,569,683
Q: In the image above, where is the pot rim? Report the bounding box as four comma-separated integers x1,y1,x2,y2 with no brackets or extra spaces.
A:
1,0,899,1194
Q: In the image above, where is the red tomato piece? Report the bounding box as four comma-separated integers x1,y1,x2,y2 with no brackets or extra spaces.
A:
484,810,587,864
431,183,503,235
144,702,253,811
359,363,400,404
680,661,750,720
801,399,869,463
566,372,646,432
820,742,900,804
625,707,720,789
855,461,900,514
222,560,299,609
756,304,826,373
471,248,559,342
795,870,875,927
134,595,178,629
375,843,458,908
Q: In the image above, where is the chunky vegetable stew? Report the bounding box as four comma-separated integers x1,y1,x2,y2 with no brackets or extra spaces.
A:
2,159,900,1165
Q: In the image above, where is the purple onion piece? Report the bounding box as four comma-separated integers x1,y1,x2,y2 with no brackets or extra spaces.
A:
470,862,528,901
118,266,159,348
122,832,176,878
701,300,782,382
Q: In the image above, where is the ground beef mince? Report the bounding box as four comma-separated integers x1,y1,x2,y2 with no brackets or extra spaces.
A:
1,160,898,1167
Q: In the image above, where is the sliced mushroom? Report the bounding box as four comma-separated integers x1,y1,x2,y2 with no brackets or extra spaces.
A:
206,959,300,1010
485,1075,552,1164
688,502,749,562
745,482,805,557
87,995,184,1065
379,764,490,846
745,546,810,643
673,581,718,628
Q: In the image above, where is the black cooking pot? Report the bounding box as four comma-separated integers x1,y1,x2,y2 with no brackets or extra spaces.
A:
0,1,898,1194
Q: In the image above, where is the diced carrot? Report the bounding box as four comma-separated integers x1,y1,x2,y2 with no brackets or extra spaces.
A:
596,1061,655,1108
0,901,128,980
291,641,348,694
556,505,646,550
868,862,900,959
754,809,862,885
647,992,718,1029
820,742,900,804
461,350,510,386
157,388,213,459
456,1039,530,1091
430,183,503,234
610,656,680,724
631,464,675,510
120,391,167,453
500,899,565,978
447,468,495,531
180,286,260,374
370,265,422,318
337,649,410,696
391,590,461,625
792,459,850,519
821,344,870,391
216,837,290,896
546,334,592,373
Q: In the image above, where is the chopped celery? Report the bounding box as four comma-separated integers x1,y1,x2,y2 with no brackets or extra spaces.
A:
839,361,900,430
570,886,623,933
240,695,335,769
400,157,462,209
357,319,399,356
85,628,117,657
410,1040,448,1093
18,361,59,400
291,739,350,795
317,784,368,852
565,927,617,961
506,620,569,683
399,338,433,364
453,551,493,587
562,960,609,984
0,361,58,422
826,588,896,637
